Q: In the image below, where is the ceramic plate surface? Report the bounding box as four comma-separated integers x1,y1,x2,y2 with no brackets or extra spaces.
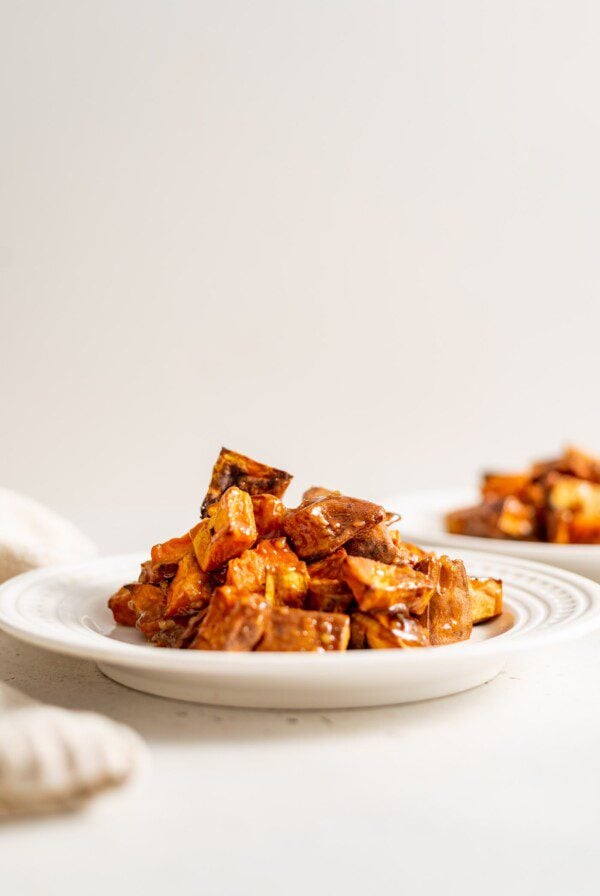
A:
1,550,599,709
382,488,600,582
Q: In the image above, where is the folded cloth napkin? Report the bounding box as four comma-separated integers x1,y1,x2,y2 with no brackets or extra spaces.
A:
0,488,145,816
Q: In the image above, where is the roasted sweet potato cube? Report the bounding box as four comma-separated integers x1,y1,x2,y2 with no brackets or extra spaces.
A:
257,607,350,652
390,532,431,566
350,611,429,649
193,487,257,572
306,578,354,614
343,555,434,615
226,546,266,593
226,538,309,607
468,577,503,624
201,447,292,515
128,582,166,615
283,494,386,559
165,550,213,617
345,522,399,564
256,538,309,607
446,497,537,540
138,559,179,584
251,494,286,537
151,532,193,565
307,548,348,580
191,587,270,651
425,556,472,646
481,473,531,502
108,585,137,627
548,475,600,517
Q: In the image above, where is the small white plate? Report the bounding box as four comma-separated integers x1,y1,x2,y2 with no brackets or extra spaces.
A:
0,550,599,709
383,488,600,582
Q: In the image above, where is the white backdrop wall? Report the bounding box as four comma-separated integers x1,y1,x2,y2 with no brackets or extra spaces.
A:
2,1,600,552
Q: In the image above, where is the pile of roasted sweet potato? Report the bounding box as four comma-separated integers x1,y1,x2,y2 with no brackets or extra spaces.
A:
108,448,503,652
447,446,600,544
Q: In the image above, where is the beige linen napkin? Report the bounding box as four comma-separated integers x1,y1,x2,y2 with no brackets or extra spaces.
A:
0,487,145,816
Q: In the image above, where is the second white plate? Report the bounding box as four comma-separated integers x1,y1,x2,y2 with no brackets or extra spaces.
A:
382,488,600,582
0,548,599,709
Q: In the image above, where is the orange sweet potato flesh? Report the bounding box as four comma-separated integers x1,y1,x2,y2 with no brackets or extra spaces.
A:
306,578,354,614
193,487,258,572
165,550,213,617
283,494,386,559
307,548,348,580
201,448,292,516
257,607,350,652
251,494,286,537
108,586,137,627
425,556,472,645
226,538,309,607
151,533,193,565
350,611,429,649
191,587,270,651
343,555,434,615
468,577,503,624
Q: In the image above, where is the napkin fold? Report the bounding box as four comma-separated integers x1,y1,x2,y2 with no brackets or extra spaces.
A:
0,487,145,816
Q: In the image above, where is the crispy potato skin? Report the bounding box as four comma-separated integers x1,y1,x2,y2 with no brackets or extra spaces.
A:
257,607,350,652
425,557,472,646
108,586,138,627
193,487,258,572
350,611,429,649
468,577,503,624
343,555,434,615
345,522,399,564
202,447,292,516
283,495,386,559
191,587,270,651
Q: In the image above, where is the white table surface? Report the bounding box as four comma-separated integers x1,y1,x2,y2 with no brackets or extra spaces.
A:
1,629,599,896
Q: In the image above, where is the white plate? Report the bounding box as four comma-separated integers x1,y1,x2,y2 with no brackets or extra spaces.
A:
382,488,600,582
0,550,599,709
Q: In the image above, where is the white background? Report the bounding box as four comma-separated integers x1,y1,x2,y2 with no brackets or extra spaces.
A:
2,1,600,553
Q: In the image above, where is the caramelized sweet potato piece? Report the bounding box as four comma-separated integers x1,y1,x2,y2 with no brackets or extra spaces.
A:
225,538,309,607
108,585,137,627
345,522,398,564
256,538,309,607
257,607,350,652
350,611,429,649
283,494,386,559
201,448,292,516
468,577,503,624
165,550,213,617
191,587,270,651
425,557,472,646
481,473,531,502
193,487,257,572
307,548,348,580
390,532,431,566
138,559,179,584
306,578,354,614
128,583,168,639
251,494,286,537
343,555,434,615
150,612,206,649
446,496,537,540
151,533,193,565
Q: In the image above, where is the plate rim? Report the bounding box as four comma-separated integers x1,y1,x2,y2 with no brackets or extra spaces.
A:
0,548,599,671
